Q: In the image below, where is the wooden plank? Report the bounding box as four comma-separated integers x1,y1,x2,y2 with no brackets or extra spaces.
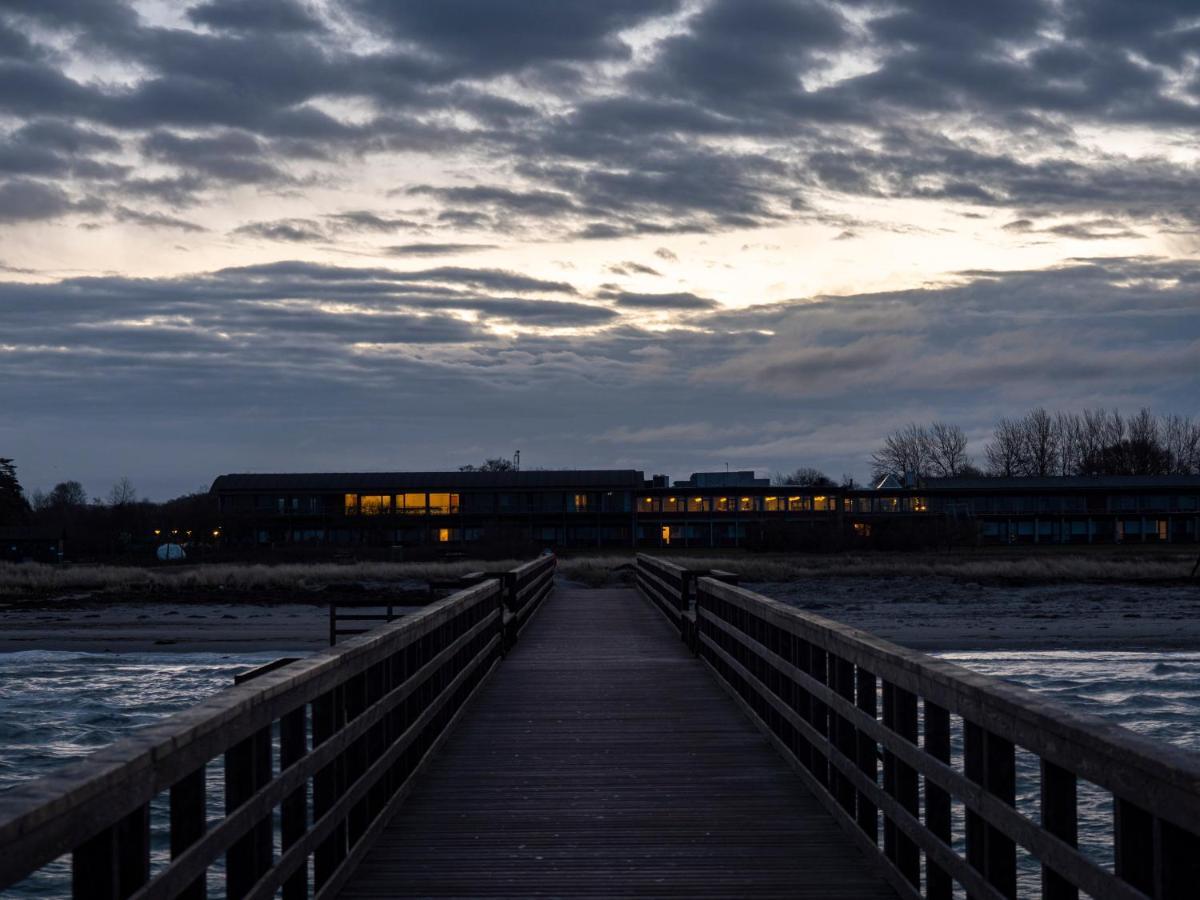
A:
340,586,896,899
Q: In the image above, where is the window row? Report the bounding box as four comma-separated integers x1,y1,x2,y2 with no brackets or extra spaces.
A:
637,495,837,513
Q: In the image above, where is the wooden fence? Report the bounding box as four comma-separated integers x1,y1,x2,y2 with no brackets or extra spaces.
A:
0,555,556,900
643,559,1200,900
633,553,738,647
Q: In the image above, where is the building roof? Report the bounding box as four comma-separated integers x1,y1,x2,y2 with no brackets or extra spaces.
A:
210,470,646,493
923,474,1200,491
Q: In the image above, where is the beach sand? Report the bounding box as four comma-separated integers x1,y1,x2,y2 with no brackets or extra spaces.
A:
752,577,1200,651
0,577,1197,653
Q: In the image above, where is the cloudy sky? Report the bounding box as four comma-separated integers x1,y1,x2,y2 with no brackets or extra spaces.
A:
1,0,1198,499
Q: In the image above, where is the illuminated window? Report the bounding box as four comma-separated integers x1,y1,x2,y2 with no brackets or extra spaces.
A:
813,495,831,512
715,496,731,512
688,496,710,513
572,493,590,512
662,496,685,513
854,522,872,537
787,496,809,512
1158,520,1168,541
910,497,928,512
359,495,392,516
344,493,358,515
660,525,671,545
437,527,451,543
428,493,458,515
638,496,660,513
739,496,757,511
399,493,427,514
764,496,781,512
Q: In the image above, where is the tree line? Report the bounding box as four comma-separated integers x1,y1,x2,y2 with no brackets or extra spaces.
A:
870,408,1200,482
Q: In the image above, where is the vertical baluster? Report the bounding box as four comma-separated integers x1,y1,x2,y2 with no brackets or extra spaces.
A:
225,725,273,900
280,705,308,900
830,656,856,815
810,646,829,791
1114,797,1155,895
313,687,346,888
882,683,920,888
854,668,878,846
965,722,1016,899
170,768,207,900
1040,760,1078,900
924,702,952,900
1157,817,1200,899
345,672,370,846
72,804,150,900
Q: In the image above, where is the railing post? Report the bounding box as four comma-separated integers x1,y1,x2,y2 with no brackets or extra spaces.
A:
924,701,953,900
1114,797,1154,894
830,656,857,816
1041,760,1078,900
225,725,273,900
965,721,1017,899
882,682,920,889
279,705,309,900
170,768,207,900
313,686,347,889
73,804,149,900
855,668,878,845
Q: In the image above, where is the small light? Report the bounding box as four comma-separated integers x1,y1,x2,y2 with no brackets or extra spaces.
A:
153,529,161,536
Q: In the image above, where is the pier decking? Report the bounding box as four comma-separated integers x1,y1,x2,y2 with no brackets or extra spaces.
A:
340,586,893,898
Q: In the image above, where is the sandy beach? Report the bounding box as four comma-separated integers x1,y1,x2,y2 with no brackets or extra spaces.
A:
752,577,1200,651
0,574,1196,653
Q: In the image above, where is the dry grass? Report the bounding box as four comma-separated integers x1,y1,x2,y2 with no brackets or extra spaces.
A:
0,551,1194,598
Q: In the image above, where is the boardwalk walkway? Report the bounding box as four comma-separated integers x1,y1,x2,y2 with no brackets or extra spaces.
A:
340,584,895,898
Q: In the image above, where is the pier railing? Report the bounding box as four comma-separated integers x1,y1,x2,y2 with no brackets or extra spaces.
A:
0,554,556,900
677,568,1200,900
633,553,738,646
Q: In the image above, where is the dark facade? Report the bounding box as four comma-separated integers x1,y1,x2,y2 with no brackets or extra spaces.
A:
210,471,1200,551
0,527,65,563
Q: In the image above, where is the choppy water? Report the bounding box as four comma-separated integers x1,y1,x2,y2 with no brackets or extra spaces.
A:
0,650,1198,897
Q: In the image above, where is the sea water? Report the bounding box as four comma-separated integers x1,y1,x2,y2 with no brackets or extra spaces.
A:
1,650,1198,896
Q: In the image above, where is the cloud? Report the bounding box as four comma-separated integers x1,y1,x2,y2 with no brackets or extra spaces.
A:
233,219,326,242
606,261,662,277
0,178,76,222
386,243,498,257
600,290,719,310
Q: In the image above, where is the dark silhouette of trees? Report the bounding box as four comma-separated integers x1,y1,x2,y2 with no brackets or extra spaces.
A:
772,467,834,487
871,422,974,481
459,457,516,472
0,458,30,525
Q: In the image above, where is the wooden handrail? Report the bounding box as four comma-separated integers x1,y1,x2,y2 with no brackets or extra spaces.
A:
0,554,557,899
687,571,1200,900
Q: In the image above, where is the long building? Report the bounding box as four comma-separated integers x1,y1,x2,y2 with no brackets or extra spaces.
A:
210,470,1200,551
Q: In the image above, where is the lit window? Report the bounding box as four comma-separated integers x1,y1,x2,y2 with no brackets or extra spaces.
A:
764,496,780,512
359,495,391,516
400,493,427,514
661,525,671,545
638,496,660,513
739,496,756,511
438,528,451,543
813,495,831,512
573,493,590,512
344,494,358,515
787,496,808,512
715,496,731,512
688,496,709,513
428,493,457,515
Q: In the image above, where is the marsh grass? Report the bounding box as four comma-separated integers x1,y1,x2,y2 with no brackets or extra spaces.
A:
1,551,1193,598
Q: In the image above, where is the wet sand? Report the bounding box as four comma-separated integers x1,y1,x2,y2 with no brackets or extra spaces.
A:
1,578,1197,653
752,578,1200,651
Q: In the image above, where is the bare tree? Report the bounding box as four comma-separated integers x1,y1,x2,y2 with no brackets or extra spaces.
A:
108,477,137,507
1162,414,1200,474
927,422,972,477
459,457,516,472
870,423,932,482
772,467,834,487
985,418,1025,477
1020,407,1059,476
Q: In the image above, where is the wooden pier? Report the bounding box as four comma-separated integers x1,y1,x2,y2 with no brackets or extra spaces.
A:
1,553,1199,899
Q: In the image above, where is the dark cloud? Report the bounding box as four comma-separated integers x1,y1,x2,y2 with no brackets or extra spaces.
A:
233,219,326,242
600,290,719,311
113,207,207,232
386,243,498,257
187,0,324,34
606,261,662,277
0,178,76,222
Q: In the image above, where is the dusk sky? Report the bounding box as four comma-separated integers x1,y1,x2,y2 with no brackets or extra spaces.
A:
1,0,1198,499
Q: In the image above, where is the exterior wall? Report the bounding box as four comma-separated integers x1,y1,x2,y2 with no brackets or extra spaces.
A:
212,478,1200,551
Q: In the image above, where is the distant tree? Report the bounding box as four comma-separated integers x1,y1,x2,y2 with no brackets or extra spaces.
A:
1162,414,1200,474
40,480,88,509
870,423,933,482
1020,407,1059,477
459,457,516,472
926,422,973,477
984,418,1025,477
772,467,834,487
0,458,31,525
108,477,137,507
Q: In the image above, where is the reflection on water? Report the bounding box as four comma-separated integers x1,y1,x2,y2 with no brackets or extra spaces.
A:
0,649,1198,897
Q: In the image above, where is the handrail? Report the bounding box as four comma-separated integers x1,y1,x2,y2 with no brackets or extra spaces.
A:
681,569,1200,900
634,553,738,647
0,554,556,900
